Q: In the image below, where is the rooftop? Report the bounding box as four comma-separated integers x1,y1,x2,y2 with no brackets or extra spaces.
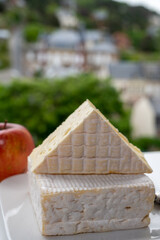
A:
48,29,81,49
46,29,116,52
109,62,160,80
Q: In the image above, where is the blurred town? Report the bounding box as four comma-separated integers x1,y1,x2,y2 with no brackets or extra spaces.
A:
0,0,160,150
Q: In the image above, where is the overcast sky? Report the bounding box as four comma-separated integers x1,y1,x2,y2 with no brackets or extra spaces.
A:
115,0,160,14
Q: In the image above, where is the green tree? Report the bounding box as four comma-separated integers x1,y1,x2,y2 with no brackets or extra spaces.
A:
45,3,59,26
0,75,131,145
141,35,157,52
127,28,146,50
25,0,60,26
131,137,160,152
0,41,10,69
5,7,26,26
23,23,44,42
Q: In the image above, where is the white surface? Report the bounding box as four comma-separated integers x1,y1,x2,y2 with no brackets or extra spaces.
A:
0,152,160,240
145,152,160,193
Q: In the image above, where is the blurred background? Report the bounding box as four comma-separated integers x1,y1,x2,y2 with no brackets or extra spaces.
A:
0,0,160,151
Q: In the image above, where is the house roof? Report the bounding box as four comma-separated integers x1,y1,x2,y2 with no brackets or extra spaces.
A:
87,42,117,54
109,62,142,79
0,29,10,39
46,29,116,52
84,30,103,42
109,62,160,80
48,29,81,49
141,63,160,80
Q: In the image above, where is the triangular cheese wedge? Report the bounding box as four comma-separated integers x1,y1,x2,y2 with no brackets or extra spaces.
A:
30,100,152,174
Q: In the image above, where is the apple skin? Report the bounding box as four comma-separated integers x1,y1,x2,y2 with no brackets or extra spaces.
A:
0,123,35,181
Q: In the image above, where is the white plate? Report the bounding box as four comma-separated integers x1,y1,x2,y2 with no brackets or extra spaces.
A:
0,152,160,240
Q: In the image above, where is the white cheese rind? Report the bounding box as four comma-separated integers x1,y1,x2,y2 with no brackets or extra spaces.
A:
30,100,152,174
28,169,155,235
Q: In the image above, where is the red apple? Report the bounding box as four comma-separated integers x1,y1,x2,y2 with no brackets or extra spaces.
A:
0,122,35,181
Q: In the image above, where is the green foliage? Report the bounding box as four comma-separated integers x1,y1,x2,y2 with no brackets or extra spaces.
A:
127,28,159,53
0,2,5,13
23,23,44,42
131,137,160,152
0,14,7,28
0,41,10,69
154,30,160,52
0,75,131,145
0,54,10,69
45,3,58,16
6,7,26,26
23,22,56,43
44,3,59,26
120,50,140,61
127,28,146,50
120,50,160,61
25,0,60,26
3,6,42,27
22,7,42,24
141,35,157,52
0,41,8,53
25,0,61,15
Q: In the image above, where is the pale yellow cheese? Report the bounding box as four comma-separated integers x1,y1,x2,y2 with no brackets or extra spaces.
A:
30,100,152,174
28,160,155,235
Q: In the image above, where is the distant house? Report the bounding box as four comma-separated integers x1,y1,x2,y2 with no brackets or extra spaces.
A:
109,61,160,136
131,97,156,138
109,62,160,81
87,41,118,67
37,29,83,69
109,62,142,80
141,63,160,80
25,29,118,77
0,29,10,40
148,14,160,36
56,8,79,28
44,66,81,79
83,30,103,48
47,29,81,49
92,9,108,21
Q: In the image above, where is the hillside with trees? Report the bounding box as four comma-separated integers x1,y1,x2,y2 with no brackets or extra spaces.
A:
0,0,159,54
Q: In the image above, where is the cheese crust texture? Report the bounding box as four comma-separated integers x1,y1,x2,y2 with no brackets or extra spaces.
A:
30,100,152,174
28,168,154,235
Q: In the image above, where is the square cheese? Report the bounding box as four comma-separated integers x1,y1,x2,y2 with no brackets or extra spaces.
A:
28,166,154,235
